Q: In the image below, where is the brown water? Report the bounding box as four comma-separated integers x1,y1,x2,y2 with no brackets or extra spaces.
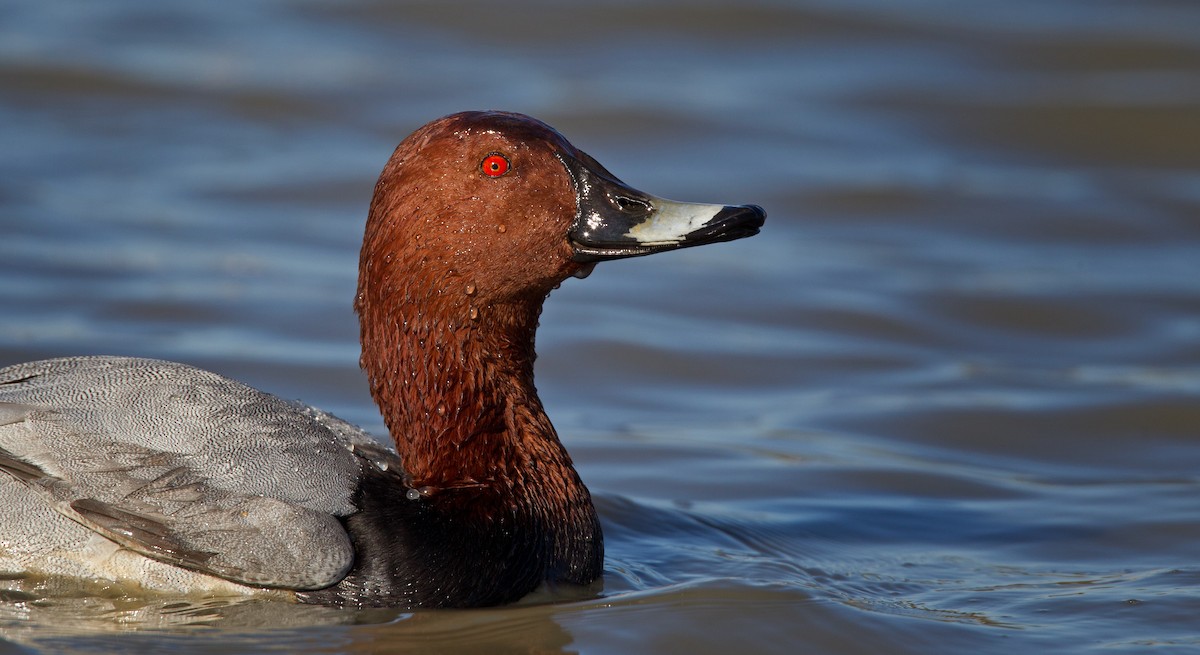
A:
2,1,1199,653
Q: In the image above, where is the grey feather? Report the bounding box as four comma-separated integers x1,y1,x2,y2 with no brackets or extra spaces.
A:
0,356,385,590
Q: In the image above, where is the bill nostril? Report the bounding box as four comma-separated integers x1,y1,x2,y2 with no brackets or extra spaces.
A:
613,195,651,213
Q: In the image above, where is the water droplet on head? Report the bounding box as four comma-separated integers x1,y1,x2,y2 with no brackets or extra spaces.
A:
436,403,447,416
497,224,507,233
468,306,479,321
465,283,476,296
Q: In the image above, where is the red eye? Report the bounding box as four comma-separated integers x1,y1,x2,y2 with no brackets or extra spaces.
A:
481,153,510,177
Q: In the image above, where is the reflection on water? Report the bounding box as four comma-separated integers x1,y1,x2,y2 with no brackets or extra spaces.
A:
2,0,1200,653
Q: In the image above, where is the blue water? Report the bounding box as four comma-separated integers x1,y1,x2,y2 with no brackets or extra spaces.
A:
2,1,1200,653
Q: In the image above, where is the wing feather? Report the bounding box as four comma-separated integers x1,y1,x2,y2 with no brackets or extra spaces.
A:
0,357,385,590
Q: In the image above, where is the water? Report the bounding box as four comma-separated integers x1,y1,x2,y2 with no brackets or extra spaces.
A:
2,0,1199,652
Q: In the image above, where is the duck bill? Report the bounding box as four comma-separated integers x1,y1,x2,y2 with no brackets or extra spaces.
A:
560,152,766,263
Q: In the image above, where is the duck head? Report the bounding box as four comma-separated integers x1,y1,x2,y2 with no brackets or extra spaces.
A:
360,111,765,309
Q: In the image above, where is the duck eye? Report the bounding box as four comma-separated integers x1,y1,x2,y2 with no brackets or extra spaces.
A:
481,153,510,177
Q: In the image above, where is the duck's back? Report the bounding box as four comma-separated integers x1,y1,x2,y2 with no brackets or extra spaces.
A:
0,356,379,594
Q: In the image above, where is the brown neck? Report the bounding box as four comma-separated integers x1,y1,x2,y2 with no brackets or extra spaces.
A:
355,267,591,523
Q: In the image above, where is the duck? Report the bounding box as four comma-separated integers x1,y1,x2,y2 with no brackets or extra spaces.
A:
0,111,765,608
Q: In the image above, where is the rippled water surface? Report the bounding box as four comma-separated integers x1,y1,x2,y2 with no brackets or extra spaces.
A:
2,1,1200,653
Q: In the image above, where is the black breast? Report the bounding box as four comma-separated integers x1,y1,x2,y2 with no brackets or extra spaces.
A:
295,460,550,608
